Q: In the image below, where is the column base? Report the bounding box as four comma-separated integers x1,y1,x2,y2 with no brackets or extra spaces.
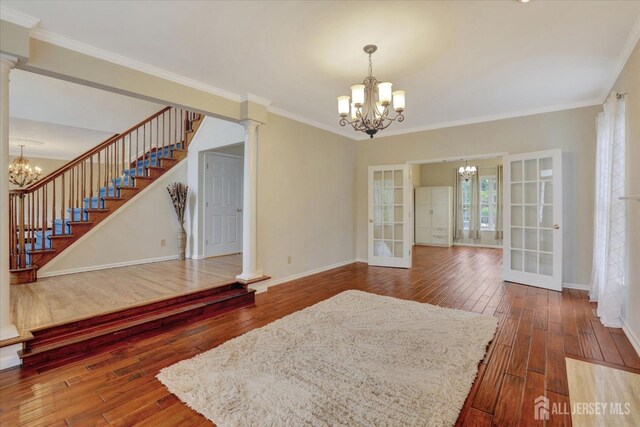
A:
0,343,21,370
236,271,268,285
0,324,19,341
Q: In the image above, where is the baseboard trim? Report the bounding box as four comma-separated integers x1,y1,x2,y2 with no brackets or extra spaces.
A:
453,243,503,249
355,258,368,263
38,255,179,278
562,282,590,291
249,259,357,293
622,319,640,357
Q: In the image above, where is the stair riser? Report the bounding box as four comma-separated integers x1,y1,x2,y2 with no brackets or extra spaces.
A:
29,283,242,342
21,292,255,368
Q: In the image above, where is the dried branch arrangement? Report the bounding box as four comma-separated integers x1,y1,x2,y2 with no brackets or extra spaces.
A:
167,182,189,223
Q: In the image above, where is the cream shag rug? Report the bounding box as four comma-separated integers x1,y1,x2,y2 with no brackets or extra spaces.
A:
158,290,498,427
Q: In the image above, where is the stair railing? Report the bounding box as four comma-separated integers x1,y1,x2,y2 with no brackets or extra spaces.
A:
9,106,201,270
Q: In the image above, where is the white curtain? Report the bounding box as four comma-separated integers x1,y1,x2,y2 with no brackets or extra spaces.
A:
469,174,480,240
495,165,503,241
453,169,464,240
590,94,626,328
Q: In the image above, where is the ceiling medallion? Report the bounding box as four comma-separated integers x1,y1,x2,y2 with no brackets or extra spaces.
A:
9,145,42,187
337,45,405,138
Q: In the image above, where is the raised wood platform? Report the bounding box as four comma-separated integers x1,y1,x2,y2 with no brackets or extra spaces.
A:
19,282,255,369
6,254,260,369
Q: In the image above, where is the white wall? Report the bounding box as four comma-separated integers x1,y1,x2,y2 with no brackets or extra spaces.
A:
356,106,601,286
185,117,244,259
39,161,187,276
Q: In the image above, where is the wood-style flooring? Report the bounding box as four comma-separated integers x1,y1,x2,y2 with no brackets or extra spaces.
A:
1,246,639,426
11,255,241,332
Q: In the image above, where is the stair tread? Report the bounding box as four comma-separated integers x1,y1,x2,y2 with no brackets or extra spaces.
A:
85,208,109,212
48,234,76,239
22,288,252,356
27,248,56,255
67,221,93,226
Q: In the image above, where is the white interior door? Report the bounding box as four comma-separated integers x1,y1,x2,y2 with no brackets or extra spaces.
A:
204,153,243,257
503,149,562,291
368,165,412,268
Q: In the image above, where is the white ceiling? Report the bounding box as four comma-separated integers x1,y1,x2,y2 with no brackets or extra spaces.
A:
3,1,640,139
8,70,164,159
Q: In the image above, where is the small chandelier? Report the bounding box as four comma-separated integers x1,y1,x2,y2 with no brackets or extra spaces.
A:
458,161,477,182
9,145,42,187
337,45,405,138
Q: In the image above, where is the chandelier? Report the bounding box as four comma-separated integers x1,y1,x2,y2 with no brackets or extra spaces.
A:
9,145,42,187
458,161,477,182
337,45,405,138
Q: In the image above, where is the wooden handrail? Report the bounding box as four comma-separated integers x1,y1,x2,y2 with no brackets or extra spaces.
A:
13,106,172,194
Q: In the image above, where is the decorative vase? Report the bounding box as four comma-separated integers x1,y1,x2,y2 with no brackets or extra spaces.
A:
177,220,187,261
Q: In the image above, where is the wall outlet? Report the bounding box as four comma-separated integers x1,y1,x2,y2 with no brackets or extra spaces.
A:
287,256,292,264
160,239,166,247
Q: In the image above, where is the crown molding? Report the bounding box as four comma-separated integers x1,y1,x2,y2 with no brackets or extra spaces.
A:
371,98,602,141
267,106,358,140
0,6,40,29
601,12,640,102
242,93,272,107
30,27,243,103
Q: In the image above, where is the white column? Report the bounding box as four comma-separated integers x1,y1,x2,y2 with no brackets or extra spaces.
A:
236,119,262,281
0,54,21,369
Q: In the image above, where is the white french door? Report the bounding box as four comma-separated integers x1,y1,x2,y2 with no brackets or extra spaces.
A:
368,164,412,268
204,153,243,258
503,149,562,291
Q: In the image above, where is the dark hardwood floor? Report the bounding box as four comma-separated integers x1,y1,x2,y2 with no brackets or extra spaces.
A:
1,245,639,426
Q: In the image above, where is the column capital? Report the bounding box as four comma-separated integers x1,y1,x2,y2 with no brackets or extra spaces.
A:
240,119,262,131
0,54,18,71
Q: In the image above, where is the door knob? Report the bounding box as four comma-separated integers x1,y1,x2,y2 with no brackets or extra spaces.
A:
369,219,374,223
237,208,243,213
554,224,560,230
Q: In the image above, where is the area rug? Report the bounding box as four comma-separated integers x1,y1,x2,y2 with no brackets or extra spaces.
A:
157,290,498,426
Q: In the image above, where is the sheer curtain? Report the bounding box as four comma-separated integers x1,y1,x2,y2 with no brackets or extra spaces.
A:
590,94,626,328
469,174,480,240
495,165,504,241
453,169,463,240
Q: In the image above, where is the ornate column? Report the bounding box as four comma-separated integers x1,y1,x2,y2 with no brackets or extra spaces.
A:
0,54,20,369
236,119,262,281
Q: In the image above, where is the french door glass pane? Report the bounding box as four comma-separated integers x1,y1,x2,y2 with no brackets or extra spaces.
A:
509,154,555,279
372,168,404,260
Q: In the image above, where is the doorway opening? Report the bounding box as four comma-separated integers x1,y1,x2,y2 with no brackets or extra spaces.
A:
413,155,504,250
203,143,244,259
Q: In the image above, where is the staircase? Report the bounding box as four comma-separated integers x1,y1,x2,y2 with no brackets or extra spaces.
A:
9,107,203,284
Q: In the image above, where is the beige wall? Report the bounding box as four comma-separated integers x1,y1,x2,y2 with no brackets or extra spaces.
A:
39,162,187,276
356,105,601,285
257,113,355,282
611,40,640,344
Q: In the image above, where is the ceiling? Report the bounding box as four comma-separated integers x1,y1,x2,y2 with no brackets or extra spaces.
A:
9,70,163,159
3,1,640,139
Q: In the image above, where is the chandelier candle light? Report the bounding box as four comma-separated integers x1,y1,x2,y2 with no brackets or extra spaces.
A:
9,145,42,187
458,161,477,182
337,45,405,138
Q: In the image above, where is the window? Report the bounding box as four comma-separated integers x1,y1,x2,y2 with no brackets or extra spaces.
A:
480,176,497,231
461,180,471,230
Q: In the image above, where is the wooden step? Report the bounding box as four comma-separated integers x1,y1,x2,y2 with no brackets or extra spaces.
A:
19,283,255,368
10,266,38,285
48,234,76,241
